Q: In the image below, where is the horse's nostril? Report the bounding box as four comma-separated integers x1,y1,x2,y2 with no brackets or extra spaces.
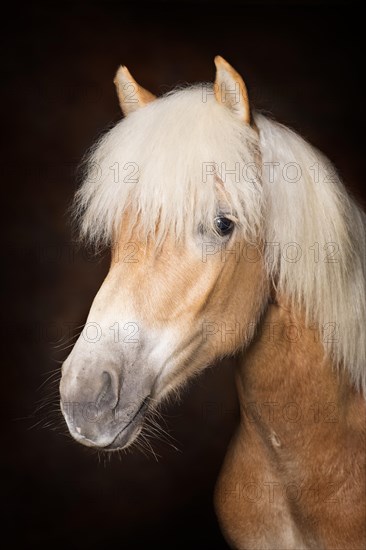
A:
101,370,112,387
96,370,118,409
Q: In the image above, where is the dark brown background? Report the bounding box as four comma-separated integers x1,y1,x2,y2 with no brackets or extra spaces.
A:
3,1,365,548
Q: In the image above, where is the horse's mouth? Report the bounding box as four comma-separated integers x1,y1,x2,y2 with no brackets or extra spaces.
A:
104,395,150,451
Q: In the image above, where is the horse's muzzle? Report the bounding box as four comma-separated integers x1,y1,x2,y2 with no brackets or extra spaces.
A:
60,368,149,450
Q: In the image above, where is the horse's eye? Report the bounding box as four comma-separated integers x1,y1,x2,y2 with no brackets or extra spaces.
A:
214,216,235,237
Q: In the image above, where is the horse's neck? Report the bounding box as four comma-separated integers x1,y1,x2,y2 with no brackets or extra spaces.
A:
236,301,364,433
215,302,366,549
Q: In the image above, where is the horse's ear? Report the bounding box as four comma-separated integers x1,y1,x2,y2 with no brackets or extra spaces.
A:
114,66,156,116
214,56,250,124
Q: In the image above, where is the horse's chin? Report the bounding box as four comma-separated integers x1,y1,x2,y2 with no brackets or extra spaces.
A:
103,399,149,451
102,423,144,452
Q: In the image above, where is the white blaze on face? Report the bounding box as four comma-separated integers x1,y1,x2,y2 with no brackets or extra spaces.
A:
60,268,189,449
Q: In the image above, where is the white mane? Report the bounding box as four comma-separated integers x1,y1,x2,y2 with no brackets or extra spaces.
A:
74,85,366,394
256,114,366,394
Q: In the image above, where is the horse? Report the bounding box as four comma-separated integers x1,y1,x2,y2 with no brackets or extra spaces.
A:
60,56,366,549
